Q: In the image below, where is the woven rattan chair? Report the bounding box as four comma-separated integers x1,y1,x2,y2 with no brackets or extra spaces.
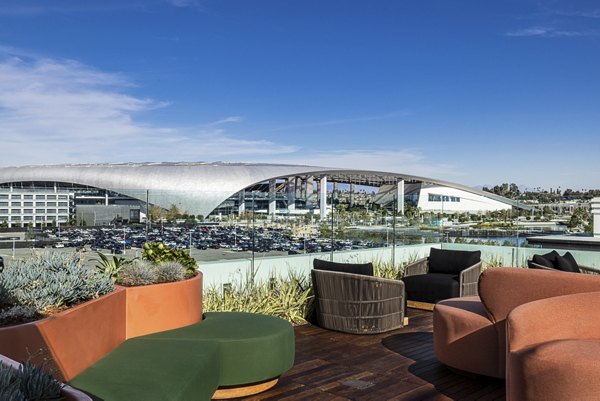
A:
311,268,405,334
403,248,482,307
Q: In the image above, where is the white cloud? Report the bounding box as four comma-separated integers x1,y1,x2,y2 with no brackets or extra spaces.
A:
0,46,458,184
0,48,297,166
258,149,463,181
168,0,201,8
506,26,593,37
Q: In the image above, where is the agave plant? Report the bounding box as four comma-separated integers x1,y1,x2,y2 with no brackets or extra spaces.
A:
0,358,64,401
93,252,133,283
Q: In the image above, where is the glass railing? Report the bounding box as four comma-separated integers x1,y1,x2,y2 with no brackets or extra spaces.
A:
2,187,597,292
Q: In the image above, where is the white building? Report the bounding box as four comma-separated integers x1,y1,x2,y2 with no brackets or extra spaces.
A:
408,184,511,213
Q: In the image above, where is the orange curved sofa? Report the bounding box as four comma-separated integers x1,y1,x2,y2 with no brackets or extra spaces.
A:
507,291,600,401
433,268,600,378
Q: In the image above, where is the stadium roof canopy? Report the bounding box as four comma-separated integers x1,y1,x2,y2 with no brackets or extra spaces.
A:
0,162,532,216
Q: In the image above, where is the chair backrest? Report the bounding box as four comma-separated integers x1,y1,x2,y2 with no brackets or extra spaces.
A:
428,248,481,275
311,269,404,334
313,259,373,276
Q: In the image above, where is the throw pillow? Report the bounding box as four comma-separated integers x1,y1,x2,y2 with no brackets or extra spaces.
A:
554,255,578,273
531,254,554,269
562,252,581,273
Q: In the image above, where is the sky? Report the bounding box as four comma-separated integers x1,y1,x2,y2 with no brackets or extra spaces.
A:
0,0,599,191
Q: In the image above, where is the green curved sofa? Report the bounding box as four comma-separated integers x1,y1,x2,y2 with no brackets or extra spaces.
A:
70,312,295,401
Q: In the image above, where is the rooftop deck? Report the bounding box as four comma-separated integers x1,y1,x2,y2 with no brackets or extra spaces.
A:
239,309,505,401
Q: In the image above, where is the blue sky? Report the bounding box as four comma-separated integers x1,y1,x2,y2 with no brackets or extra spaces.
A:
0,0,599,190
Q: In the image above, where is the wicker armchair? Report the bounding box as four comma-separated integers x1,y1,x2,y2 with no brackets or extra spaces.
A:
311,267,405,334
403,248,482,306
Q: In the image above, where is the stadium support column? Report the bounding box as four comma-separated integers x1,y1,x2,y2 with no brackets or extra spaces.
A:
268,179,276,216
397,179,405,216
287,178,295,212
238,190,245,216
306,177,314,210
320,176,327,220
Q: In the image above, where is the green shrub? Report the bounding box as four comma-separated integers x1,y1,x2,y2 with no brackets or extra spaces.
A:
0,360,64,401
373,261,404,280
0,252,114,314
154,261,186,284
142,242,197,275
116,260,157,287
203,270,313,325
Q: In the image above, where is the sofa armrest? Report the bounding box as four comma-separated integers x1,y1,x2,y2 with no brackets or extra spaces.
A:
459,261,482,297
478,267,600,324
403,258,428,277
507,291,600,353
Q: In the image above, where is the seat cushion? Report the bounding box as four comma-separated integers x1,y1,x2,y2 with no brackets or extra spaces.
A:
142,312,295,387
403,273,459,303
428,248,481,275
313,259,373,276
509,339,600,401
70,338,220,401
433,297,500,378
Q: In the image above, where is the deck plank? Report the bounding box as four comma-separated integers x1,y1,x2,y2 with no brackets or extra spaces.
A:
236,309,505,401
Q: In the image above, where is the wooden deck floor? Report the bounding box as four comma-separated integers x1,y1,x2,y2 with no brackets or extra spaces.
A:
237,309,505,401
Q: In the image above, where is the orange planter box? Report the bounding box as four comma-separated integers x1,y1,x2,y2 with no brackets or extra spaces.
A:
124,272,203,338
0,272,203,382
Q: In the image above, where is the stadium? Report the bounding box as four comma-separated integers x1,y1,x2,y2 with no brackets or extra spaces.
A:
0,162,523,227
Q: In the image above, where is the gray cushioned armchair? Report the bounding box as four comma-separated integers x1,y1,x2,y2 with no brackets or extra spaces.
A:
311,259,405,334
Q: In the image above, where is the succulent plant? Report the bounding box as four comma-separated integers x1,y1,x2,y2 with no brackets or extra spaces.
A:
116,260,157,287
142,242,197,275
0,252,114,317
0,305,40,327
0,360,64,401
154,261,186,284
93,252,132,283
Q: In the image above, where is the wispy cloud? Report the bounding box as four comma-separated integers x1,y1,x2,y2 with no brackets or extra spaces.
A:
0,47,296,166
255,111,410,135
259,149,462,181
0,2,146,17
505,26,594,37
550,9,600,19
167,0,203,9
0,46,453,181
